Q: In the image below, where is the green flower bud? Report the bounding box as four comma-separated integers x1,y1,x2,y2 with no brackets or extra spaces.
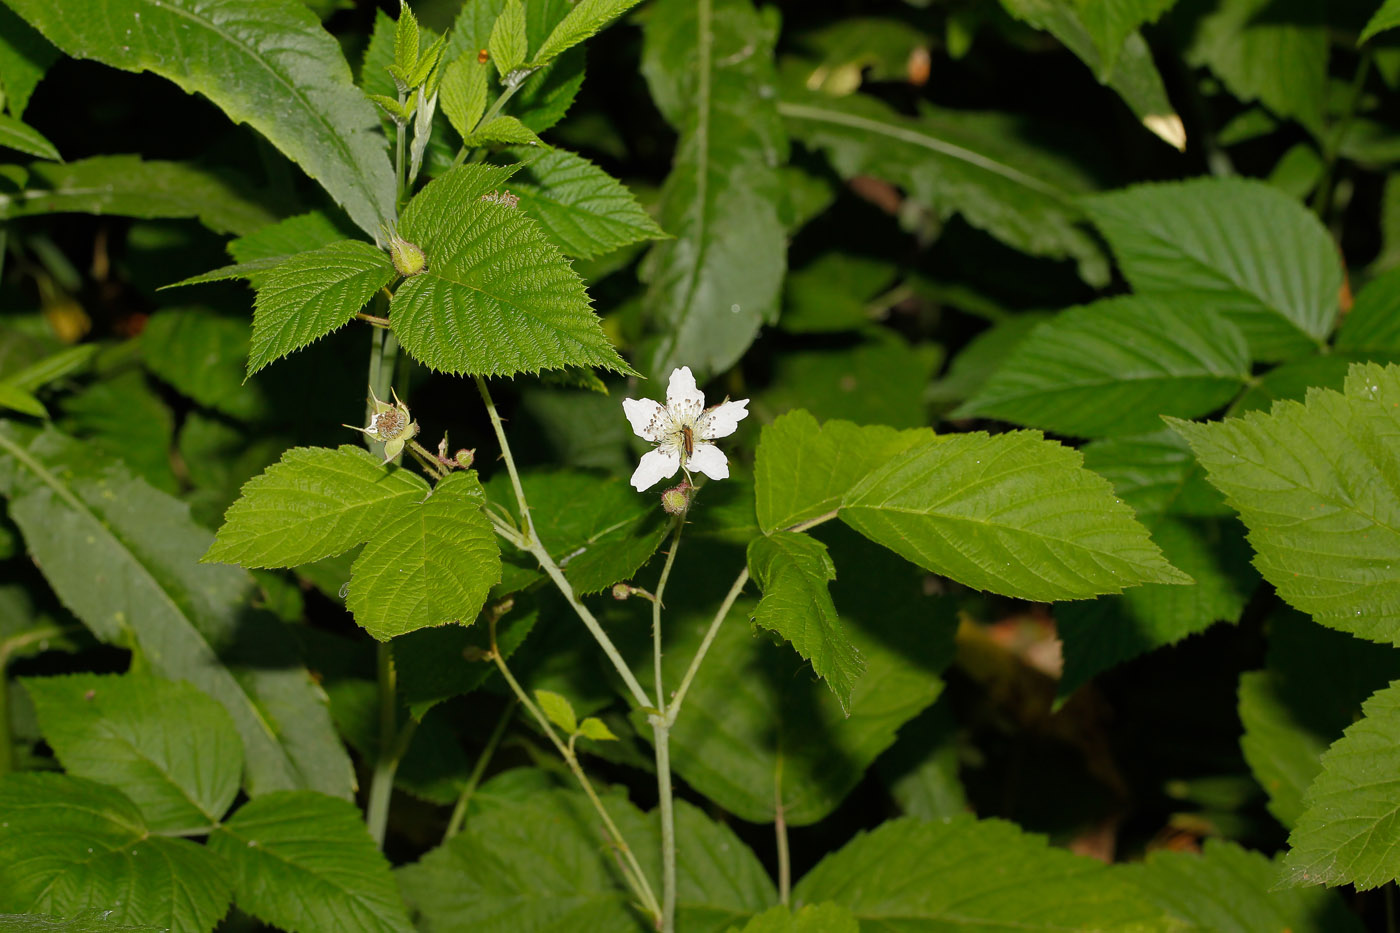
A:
389,234,427,277
454,448,475,469
661,481,692,515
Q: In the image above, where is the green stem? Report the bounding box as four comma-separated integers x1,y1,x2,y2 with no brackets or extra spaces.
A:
653,515,686,709
444,699,517,840
775,754,790,905
366,642,414,848
450,72,534,168
1312,48,1373,219
666,567,748,728
395,91,408,208
653,720,677,931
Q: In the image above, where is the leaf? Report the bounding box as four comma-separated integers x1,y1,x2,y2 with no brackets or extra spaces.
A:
726,904,859,933
842,430,1190,601
758,338,940,429
875,703,968,820
577,717,617,741
1122,838,1361,932
4,0,396,239
58,371,177,495
24,672,243,833
0,911,167,932
1337,265,1400,353
208,791,413,933
0,156,276,235
0,384,43,418
793,815,1169,930
206,445,430,569
489,0,528,76
390,163,631,377
440,56,489,141
534,688,578,733
0,113,56,160
0,773,231,933
502,147,666,259
1282,680,1400,890
956,295,1250,437
0,425,353,798
0,4,60,117
248,240,395,375
462,114,542,146
346,470,502,640
1085,177,1342,360
2,345,97,394
780,87,1108,284
639,0,787,378
747,532,864,713
532,0,644,67
1171,362,1400,645
395,599,537,714
1074,0,1177,76
393,0,421,79
230,210,349,263
1363,0,1400,43
140,308,269,420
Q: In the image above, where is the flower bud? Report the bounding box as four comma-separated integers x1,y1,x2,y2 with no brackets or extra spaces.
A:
389,234,427,277
462,645,489,662
612,583,631,601
661,481,692,515
454,448,475,469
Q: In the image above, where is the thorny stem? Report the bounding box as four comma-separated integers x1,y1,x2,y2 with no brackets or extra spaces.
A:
653,515,687,710
395,90,408,207
444,699,517,840
650,510,687,933
356,311,392,327
488,616,661,923
407,440,446,480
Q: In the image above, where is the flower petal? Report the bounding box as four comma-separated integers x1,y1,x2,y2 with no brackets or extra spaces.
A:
686,443,729,481
623,397,670,442
698,398,749,440
666,366,705,421
631,446,682,491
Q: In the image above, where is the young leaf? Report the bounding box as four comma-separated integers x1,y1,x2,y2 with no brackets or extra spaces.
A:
0,425,354,799
440,56,489,141
0,4,59,117
346,471,502,640
0,774,232,932
842,431,1191,601
208,791,414,933
248,240,396,375
3,0,397,239
1336,265,1400,353
393,0,421,82
1362,0,1400,43
390,163,631,377
532,0,644,67
577,717,618,742
728,904,859,933
793,815,1169,929
534,688,579,734
1085,177,1340,361
463,114,542,146
206,446,431,569
0,383,44,417
489,0,528,76
0,344,97,395
1171,362,1400,644
504,147,667,259
0,113,57,160
956,295,1251,437
640,0,787,378
747,532,864,714
231,210,350,263
24,673,243,833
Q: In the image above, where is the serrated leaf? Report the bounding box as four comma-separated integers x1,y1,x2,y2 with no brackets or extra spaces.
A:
249,240,395,375
1171,362,1400,644
231,211,349,263
503,147,666,260
390,163,630,377
463,114,542,146
59,371,177,495
1282,680,1400,890
1363,0,1400,43
140,308,269,420
640,0,787,378
747,532,864,713
0,774,231,933
532,0,643,67
0,113,56,160
0,156,276,235
393,0,421,79
0,4,59,118
1086,178,1340,360
577,717,617,741
0,425,353,798
1075,0,1177,76
24,673,242,833
793,815,1169,930
4,0,396,239
0,911,167,932
760,339,939,429
346,471,502,640
209,791,413,933
726,904,859,933
957,295,1250,436
842,430,1190,601
395,600,537,714
534,688,578,733
1337,265,1400,353
489,0,528,76
206,446,430,569
440,56,489,141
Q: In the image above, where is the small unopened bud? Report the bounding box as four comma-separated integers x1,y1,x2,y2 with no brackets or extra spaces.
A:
661,481,692,515
389,234,427,277
612,583,631,601
462,645,489,662
454,448,475,469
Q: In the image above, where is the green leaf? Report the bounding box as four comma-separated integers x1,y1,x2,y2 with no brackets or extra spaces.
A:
747,532,864,713
532,0,644,67
346,470,502,640
0,384,43,417
58,371,177,495
395,599,537,714
391,164,629,377
793,815,1169,930
502,147,666,259
842,430,1191,601
393,0,421,79
140,308,268,420
759,338,940,429
0,774,231,932
956,295,1250,437
208,791,413,933
4,0,396,239
1074,0,1177,76
231,210,349,263
0,4,60,117
876,703,968,821
1122,838,1361,932
726,904,859,933
24,672,242,833
462,114,542,146
1337,265,1400,353
0,113,56,160
1085,178,1341,360
440,56,489,141
489,0,528,76
1363,0,1400,43
0,425,353,798
577,716,618,741
534,688,578,733
1171,362,1400,644
206,445,430,569
2,345,96,394
0,911,166,932
780,87,1108,285
248,240,395,375
1282,680,1400,890
0,156,276,235
639,0,787,378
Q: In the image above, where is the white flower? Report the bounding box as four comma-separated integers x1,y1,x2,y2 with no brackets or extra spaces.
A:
623,367,749,492
344,387,419,463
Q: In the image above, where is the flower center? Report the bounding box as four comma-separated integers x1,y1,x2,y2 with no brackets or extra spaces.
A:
374,409,407,439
